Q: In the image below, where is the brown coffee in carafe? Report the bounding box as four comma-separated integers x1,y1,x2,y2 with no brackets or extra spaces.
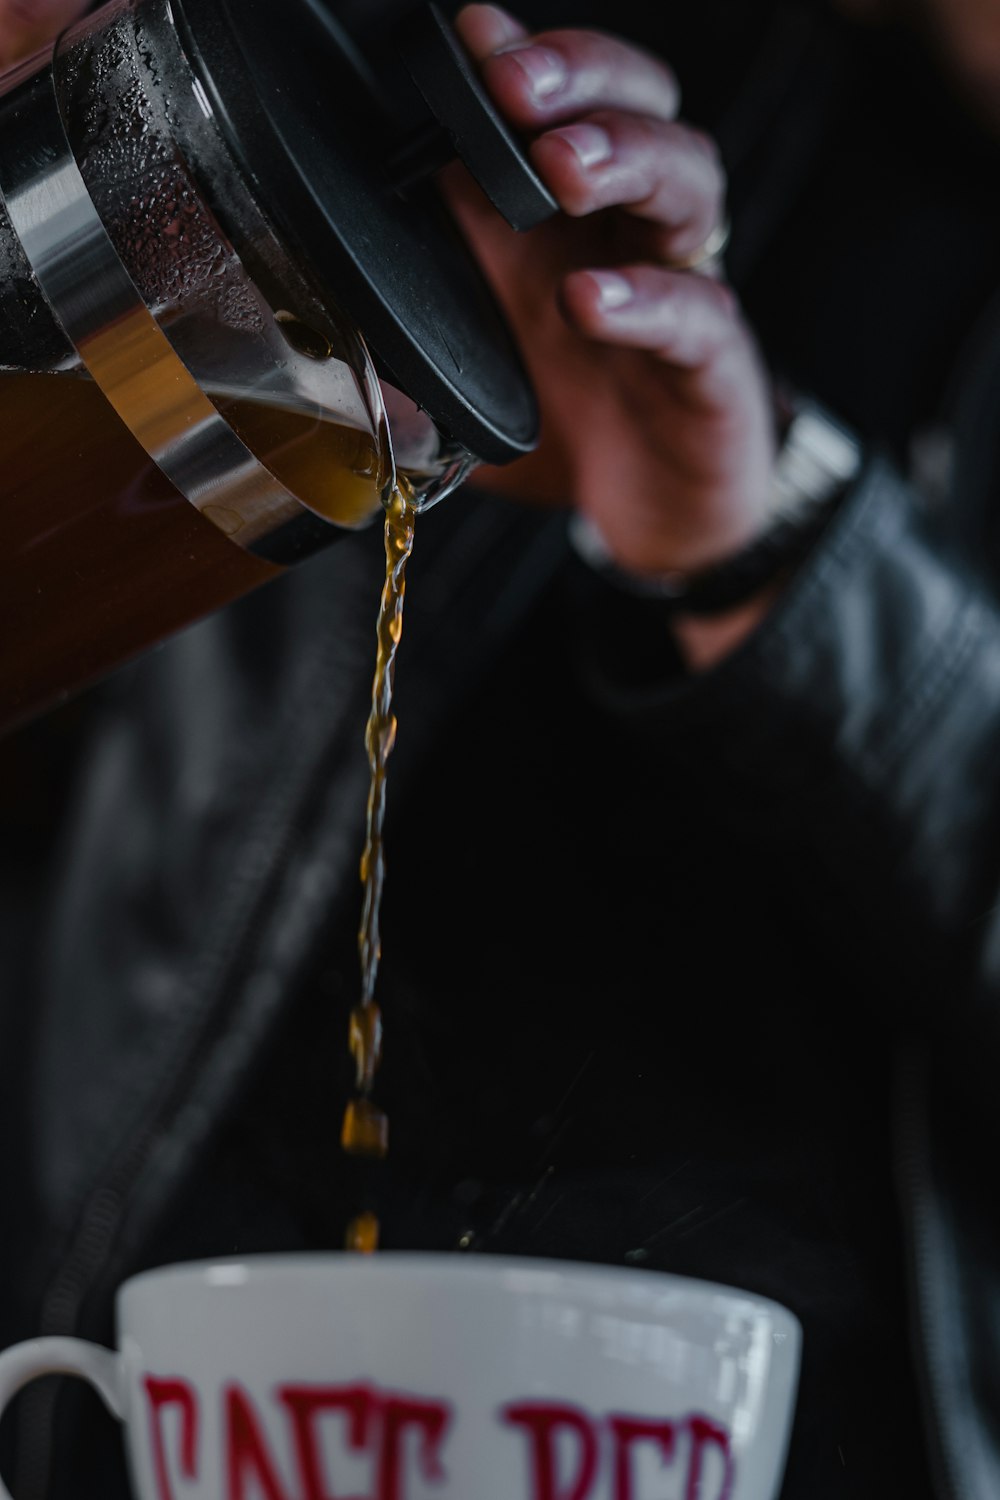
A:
0,371,388,733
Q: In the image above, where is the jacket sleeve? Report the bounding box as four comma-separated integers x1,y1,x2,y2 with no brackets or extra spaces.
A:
573,453,1000,1015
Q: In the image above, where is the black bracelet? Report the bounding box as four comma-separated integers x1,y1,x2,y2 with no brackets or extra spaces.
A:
569,400,863,616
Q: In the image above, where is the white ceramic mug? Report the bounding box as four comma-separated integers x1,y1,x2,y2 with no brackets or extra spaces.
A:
0,1253,801,1499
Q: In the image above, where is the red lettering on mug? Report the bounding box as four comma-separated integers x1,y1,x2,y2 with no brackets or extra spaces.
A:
143,1376,200,1500
607,1416,676,1500
279,1384,376,1500
377,1395,452,1500
225,1383,290,1500
502,1402,599,1500
684,1415,734,1500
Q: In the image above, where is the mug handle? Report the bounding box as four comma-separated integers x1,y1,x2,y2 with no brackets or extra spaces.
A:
0,1337,124,1498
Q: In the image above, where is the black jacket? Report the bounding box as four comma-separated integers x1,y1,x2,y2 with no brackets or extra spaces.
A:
3,3,1000,1497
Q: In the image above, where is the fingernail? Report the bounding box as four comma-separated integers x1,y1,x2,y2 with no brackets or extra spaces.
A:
587,271,634,310
550,123,613,169
465,4,526,47
494,42,567,99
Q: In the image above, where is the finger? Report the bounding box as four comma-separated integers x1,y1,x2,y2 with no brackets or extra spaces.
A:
470,25,680,133
531,114,724,263
455,4,530,57
561,265,748,398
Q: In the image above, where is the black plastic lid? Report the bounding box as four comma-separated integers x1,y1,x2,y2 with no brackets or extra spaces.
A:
169,0,556,465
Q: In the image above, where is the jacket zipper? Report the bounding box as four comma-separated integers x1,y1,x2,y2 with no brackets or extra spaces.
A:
892,1044,970,1500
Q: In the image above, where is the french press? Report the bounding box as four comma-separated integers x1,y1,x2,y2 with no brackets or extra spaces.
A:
0,0,555,734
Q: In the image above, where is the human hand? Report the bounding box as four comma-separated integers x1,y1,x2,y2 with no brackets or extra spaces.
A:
0,0,91,70
448,4,779,617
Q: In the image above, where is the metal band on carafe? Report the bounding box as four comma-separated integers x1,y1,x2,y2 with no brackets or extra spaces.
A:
0,60,357,567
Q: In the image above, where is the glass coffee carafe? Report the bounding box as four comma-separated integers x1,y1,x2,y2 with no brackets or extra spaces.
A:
0,0,554,734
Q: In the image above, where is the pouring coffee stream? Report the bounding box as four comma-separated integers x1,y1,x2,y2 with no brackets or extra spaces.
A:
341,485,416,1254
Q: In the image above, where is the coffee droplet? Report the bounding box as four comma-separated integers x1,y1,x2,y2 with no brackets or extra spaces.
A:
274,310,333,361
349,1001,383,1092
345,1211,380,1254
341,1097,389,1158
